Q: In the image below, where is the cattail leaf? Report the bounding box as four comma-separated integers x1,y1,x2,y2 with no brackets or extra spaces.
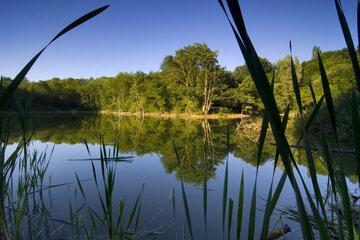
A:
173,141,194,240
257,72,275,167
236,170,244,240
247,175,257,240
303,130,327,219
334,0,360,91
290,41,303,115
309,82,317,106
260,171,287,240
218,1,314,238
338,163,355,240
222,159,229,238
352,92,360,184
0,5,109,109
317,51,338,141
228,198,234,240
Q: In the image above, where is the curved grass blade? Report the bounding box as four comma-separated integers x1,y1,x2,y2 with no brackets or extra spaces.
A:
0,5,110,109
352,92,360,184
257,72,275,167
290,41,303,115
274,103,291,169
334,0,360,91
75,173,86,199
305,95,325,132
317,50,338,141
259,171,287,240
218,1,314,238
309,82,317,106
303,130,327,219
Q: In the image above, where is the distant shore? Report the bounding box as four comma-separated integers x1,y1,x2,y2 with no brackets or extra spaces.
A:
100,110,250,119
2,110,250,119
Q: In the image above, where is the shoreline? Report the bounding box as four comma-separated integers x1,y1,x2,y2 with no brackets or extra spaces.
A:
101,111,250,119
2,110,250,119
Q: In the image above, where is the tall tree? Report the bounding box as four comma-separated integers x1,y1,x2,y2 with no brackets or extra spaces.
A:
161,43,226,114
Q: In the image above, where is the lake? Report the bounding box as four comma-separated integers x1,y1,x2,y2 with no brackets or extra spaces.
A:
4,113,358,239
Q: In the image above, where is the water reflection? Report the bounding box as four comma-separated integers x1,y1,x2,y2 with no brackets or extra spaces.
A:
6,113,357,183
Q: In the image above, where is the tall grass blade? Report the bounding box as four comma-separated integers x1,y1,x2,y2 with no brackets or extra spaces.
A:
320,129,337,199
247,175,257,240
218,1,314,238
236,170,244,240
180,181,193,240
317,50,338,141
203,170,208,238
305,95,325,131
259,171,287,240
0,5,109,109
274,104,291,170
334,0,360,91
228,198,234,240
358,0,360,51
172,142,194,240
309,82,317,106
74,173,85,199
352,92,360,184
257,72,275,166
303,130,327,219
170,188,176,223
222,159,229,239
303,183,331,239
290,41,303,115
338,163,355,240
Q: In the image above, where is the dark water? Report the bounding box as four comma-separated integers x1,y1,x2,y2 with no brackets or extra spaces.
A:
5,113,358,239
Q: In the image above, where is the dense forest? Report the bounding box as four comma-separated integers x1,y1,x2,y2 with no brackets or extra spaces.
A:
1,43,357,116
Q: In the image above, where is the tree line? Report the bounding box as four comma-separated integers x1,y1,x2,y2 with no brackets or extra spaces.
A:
1,43,357,115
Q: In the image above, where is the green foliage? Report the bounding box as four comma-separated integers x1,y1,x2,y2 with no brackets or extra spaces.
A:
2,45,357,119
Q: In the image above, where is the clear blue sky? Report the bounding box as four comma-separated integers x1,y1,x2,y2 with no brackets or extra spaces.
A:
0,0,357,81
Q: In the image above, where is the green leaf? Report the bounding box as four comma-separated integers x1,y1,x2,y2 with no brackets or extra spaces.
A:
317,50,338,141
320,129,337,201
334,0,360,91
338,163,355,240
0,5,109,109
257,72,275,167
236,170,244,240
75,173,86,199
303,130,327,219
227,198,234,240
222,159,229,239
309,82,317,106
352,92,360,184
218,1,314,238
173,142,194,240
259,171,287,240
290,41,303,115
247,175,257,240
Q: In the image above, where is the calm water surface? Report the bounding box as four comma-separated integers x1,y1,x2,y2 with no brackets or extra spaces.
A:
5,113,358,239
